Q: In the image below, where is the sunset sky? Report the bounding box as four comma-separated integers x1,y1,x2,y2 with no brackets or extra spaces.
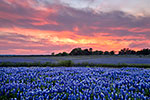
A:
0,0,150,55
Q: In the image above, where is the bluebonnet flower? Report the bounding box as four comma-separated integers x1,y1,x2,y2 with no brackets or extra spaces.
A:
0,67,149,100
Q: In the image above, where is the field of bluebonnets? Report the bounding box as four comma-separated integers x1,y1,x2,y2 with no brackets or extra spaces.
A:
0,67,150,100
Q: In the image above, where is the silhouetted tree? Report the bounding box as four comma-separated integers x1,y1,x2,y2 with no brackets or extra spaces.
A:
98,51,103,55
83,49,90,55
51,52,55,56
110,51,115,55
61,52,69,56
69,48,83,55
137,48,150,55
93,50,99,55
119,48,135,55
89,48,93,55
54,47,150,56
93,50,103,55
104,51,110,55
130,50,136,55
55,53,62,56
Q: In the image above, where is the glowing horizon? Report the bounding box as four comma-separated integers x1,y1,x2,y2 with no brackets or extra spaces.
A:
0,0,150,55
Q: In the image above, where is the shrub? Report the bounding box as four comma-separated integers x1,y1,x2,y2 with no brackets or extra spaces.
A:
58,60,74,67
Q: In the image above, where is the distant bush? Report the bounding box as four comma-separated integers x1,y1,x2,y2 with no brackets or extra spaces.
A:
58,60,74,67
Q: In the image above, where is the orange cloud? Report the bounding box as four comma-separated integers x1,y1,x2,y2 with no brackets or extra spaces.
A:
0,26,149,54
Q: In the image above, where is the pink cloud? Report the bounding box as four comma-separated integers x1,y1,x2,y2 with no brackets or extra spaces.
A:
0,0,150,54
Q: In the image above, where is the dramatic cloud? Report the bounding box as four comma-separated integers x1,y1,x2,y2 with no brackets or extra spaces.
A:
0,0,150,54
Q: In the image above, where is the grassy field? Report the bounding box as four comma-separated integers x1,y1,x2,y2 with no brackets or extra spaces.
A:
0,55,150,64
0,55,150,68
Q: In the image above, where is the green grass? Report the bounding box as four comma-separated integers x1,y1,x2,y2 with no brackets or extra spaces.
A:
0,60,150,68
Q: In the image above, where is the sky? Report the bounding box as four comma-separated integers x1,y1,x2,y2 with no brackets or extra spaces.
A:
0,0,150,55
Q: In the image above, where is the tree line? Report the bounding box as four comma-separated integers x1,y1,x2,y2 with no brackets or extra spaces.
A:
52,48,150,56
